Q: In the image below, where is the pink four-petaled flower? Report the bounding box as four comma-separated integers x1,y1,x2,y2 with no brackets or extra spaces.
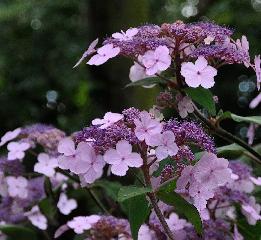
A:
87,44,120,66
148,130,178,161
104,140,143,176
141,45,171,75
134,111,163,145
57,193,77,215
6,176,28,199
92,112,123,129
0,128,21,147
181,56,217,89
58,138,105,183
7,141,30,161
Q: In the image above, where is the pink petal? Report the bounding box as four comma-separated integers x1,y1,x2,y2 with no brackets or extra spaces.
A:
58,138,75,156
111,162,129,176
116,140,132,156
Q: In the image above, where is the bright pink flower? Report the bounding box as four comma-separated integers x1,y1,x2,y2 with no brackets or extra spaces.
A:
7,141,30,161
104,140,143,176
112,28,138,41
87,44,120,66
249,92,261,109
192,152,232,189
73,38,99,68
148,131,178,160
241,197,261,225
177,95,194,118
6,176,28,199
181,56,217,88
34,153,58,177
25,206,47,230
67,215,100,234
57,193,77,215
92,112,123,129
254,55,261,90
0,128,21,147
166,213,191,231
141,45,171,75
134,111,163,145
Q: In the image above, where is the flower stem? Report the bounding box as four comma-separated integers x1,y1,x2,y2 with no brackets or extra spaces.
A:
141,152,175,240
192,105,261,165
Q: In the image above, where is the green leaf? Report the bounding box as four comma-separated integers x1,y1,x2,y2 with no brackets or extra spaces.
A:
219,112,261,125
157,181,203,234
118,186,152,202
39,198,57,220
94,180,122,201
125,77,166,88
230,113,261,125
153,158,176,177
0,225,38,240
216,143,245,157
237,219,261,240
184,87,216,115
127,194,150,240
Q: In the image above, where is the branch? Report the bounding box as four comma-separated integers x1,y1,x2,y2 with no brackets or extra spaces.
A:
192,105,261,164
141,151,175,240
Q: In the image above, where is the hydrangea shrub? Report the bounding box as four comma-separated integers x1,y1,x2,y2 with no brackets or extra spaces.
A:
0,20,261,240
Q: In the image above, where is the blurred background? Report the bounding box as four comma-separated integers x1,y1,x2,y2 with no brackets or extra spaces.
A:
0,0,260,141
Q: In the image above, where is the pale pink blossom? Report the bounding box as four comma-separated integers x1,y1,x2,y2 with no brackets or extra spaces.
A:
141,45,171,75
229,179,254,193
104,140,143,176
134,111,163,145
112,28,138,41
58,139,105,183
241,197,261,225
177,95,194,118
250,176,261,186
166,213,191,231
249,92,261,109
189,182,214,210
254,55,261,90
57,193,77,215
176,165,193,193
92,112,123,129
138,224,155,240
6,176,28,199
181,56,217,88
148,131,178,160
34,153,58,177
129,61,156,88
67,215,100,234
7,141,30,161
0,128,21,147
87,44,120,66
192,152,232,189
73,38,99,68
204,36,215,45
236,35,250,67
25,206,47,230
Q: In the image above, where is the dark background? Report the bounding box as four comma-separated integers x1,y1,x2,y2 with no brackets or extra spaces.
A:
0,0,260,142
